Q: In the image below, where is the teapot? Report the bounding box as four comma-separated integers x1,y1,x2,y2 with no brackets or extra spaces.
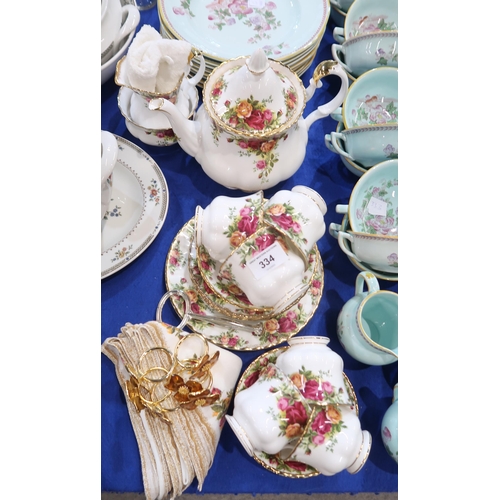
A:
101,130,118,221
148,49,349,192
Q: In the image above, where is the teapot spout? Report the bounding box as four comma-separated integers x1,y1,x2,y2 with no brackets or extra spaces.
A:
148,97,201,158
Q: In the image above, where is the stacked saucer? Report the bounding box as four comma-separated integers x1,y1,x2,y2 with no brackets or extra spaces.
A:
165,188,329,351
157,0,331,84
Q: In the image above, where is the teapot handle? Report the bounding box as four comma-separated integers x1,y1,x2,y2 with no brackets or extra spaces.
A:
354,271,380,296
303,62,349,131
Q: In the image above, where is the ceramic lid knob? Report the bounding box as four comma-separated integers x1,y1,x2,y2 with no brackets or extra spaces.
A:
246,48,269,74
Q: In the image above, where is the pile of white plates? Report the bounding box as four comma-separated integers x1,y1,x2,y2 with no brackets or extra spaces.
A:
157,0,330,83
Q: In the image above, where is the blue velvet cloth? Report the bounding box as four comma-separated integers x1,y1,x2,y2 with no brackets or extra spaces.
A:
101,5,398,495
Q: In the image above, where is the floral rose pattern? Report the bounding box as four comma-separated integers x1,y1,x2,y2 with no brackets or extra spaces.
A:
264,201,310,251
253,363,311,441
238,350,357,476
172,1,287,53
209,387,232,427
356,178,398,235
216,92,281,132
222,196,264,249
145,128,178,145
352,95,398,127
287,366,356,455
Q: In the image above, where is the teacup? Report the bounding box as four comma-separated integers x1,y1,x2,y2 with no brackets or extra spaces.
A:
262,186,327,264
337,271,398,365
275,336,354,407
335,229,398,273
115,47,205,102
226,363,313,456
101,130,118,221
325,120,369,177
332,31,398,78
339,67,398,129
336,159,398,235
279,403,372,476
333,0,398,43
117,79,199,146
329,216,398,281
219,225,308,309
325,124,398,168
195,191,265,263
101,0,140,64
381,384,398,463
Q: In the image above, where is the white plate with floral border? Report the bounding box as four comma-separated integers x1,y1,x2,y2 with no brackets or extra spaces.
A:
165,218,324,351
234,346,359,477
101,135,169,279
159,0,330,63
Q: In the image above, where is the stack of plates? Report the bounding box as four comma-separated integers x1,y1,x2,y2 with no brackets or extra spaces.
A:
157,0,330,84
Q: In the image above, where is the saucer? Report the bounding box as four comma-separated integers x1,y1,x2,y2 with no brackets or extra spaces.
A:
188,228,319,323
165,219,324,351
235,346,359,477
336,214,397,282
158,0,329,63
117,78,199,147
101,135,169,279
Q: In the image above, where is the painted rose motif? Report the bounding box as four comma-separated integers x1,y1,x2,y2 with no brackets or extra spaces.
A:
219,94,282,132
256,364,311,441
210,387,233,427
231,228,288,267
264,201,310,250
287,366,352,409
145,127,177,145
222,196,263,249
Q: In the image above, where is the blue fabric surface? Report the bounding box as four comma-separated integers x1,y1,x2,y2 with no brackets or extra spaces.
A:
101,5,398,495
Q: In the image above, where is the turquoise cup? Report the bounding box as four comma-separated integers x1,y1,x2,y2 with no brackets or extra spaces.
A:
332,31,398,78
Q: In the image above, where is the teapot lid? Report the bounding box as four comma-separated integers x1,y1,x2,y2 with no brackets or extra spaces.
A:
203,48,306,137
